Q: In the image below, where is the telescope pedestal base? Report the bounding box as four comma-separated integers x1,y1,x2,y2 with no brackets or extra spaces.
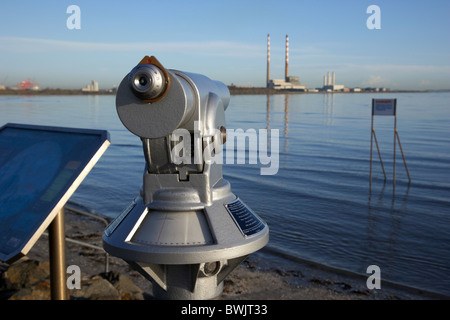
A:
128,256,247,300
153,274,224,300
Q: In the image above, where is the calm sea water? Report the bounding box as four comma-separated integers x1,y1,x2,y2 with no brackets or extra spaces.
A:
1,92,449,296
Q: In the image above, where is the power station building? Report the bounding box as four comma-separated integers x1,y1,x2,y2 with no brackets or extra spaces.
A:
82,80,99,92
265,34,350,92
267,34,307,91
322,72,344,92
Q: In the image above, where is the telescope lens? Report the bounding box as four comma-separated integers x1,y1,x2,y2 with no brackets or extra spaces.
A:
133,74,151,92
139,76,148,86
129,64,166,100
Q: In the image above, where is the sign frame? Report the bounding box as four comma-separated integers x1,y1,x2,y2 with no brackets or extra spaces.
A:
369,99,410,193
0,123,110,263
372,99,397,116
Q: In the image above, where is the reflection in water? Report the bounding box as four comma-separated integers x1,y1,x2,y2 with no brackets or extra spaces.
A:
264,93,345,152
366,182,410,267
266,94,290,153
266,94,270,132
322,93,335,126
265,93,338,154
284,95,289,138
88,95,101,125
284,95,289,153
17,98,39,118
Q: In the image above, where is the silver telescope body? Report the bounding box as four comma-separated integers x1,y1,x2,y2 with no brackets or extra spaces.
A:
103,56,268,300
116,56,229,140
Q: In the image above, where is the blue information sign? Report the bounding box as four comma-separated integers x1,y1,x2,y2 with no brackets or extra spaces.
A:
0,123,110,263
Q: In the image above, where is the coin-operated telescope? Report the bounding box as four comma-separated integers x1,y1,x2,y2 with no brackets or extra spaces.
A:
103,56,269,300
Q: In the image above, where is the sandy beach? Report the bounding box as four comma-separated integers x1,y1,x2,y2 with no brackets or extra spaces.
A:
2,208,446,301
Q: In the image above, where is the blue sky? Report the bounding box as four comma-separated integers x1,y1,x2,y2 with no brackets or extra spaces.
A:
1,0,449,90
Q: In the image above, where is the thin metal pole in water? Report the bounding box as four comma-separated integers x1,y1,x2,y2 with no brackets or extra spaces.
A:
396,131,411,183
48,208,68,300
393,114,397,188
369,113,374,193
373,130,387,181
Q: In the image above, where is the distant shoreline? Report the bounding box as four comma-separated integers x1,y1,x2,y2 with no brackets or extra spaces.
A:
227,87,450,95
0,89,115,96
0,87,448,96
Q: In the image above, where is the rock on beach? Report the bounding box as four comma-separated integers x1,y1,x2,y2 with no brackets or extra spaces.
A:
0,259,144,300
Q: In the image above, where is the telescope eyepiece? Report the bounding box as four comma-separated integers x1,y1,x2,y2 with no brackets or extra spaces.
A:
129,64,167,101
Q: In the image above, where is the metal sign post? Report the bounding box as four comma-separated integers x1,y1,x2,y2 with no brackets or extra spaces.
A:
369,99,411,193
48,208,67,300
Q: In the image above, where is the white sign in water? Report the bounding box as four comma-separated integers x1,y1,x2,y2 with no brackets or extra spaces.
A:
372,99,396,116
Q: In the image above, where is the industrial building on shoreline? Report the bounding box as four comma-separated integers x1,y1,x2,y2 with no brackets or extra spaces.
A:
266,34,346,92
322,71,344,92
267,34,308,91
265,34,388,93
82,80,99,92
